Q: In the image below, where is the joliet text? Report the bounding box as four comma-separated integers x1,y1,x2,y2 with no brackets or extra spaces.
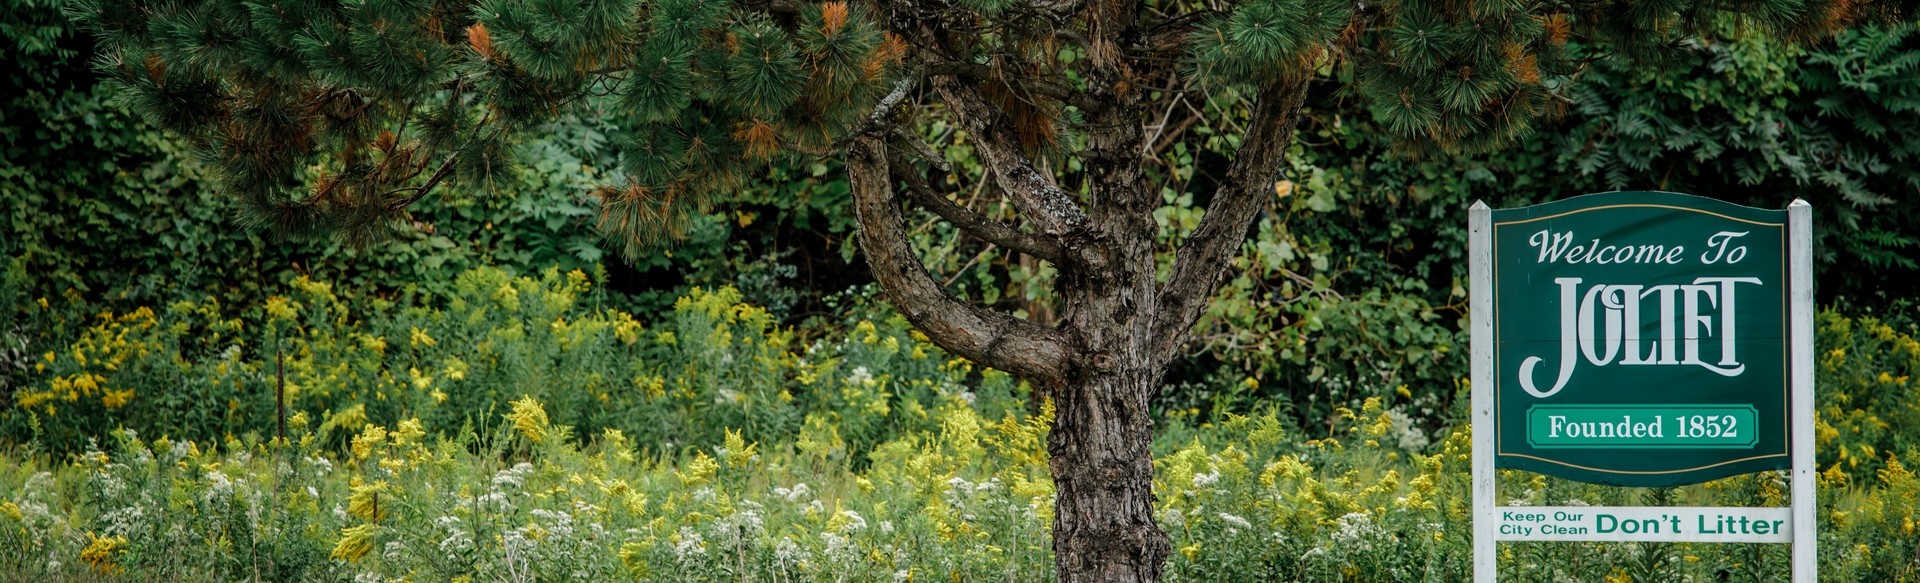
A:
1518,228,1762,399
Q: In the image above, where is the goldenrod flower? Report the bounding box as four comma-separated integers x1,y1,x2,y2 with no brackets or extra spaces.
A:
619,540,653,577
721,429,759,469
347,479,391,522
507,396,550,443
81,532,126,574
443,357,468,380
391,418,426,447
351,425,388,460
408,367,432,391
102,388,134,409
263,296,298,321
677,452,719,486
331,523,378,562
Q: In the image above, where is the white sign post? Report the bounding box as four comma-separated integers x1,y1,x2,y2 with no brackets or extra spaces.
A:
1469,198,1816,581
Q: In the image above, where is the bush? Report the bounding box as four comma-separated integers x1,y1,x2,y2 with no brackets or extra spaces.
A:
2,266,1026,460
2,391,1916,581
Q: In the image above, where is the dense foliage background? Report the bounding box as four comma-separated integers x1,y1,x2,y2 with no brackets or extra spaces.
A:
3,1,1918,580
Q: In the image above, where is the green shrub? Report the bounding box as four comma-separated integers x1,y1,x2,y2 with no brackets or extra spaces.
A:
2,266,1026,462
3,388,1916,581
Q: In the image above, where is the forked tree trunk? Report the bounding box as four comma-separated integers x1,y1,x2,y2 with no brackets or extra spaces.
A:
845,67,1309,581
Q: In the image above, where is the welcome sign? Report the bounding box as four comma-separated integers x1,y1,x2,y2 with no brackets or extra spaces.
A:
1489,191,1790,486
1467,192,1816,582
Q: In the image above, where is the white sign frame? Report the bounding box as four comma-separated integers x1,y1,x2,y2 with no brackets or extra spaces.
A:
1469,199,1815,582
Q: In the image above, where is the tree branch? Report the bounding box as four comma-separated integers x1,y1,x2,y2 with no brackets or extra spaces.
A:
888,150,1068,264
382,152,460,211
925,61,1096,110
1149,77,1312,361
1141,9,1219,54
932,76,1089,235
847,135,1072,385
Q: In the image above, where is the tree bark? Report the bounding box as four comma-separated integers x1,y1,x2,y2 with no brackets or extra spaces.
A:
1048,359,1171,582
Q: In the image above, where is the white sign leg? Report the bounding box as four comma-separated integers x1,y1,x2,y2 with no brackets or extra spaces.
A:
1470,201,1497,582
1789,199,1816,581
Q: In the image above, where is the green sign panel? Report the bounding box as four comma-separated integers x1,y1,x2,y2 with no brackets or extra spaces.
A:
1490,192,1792,486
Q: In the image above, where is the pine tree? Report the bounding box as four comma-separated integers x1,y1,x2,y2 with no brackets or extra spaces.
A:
69,0,1911,581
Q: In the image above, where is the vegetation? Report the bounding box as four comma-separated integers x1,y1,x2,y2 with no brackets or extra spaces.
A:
2,273,1917,581
58,1,1912,578
5,0,1919,580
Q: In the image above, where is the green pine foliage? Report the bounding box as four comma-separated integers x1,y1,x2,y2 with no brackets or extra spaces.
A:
65,0,905,256
67,0,1910,262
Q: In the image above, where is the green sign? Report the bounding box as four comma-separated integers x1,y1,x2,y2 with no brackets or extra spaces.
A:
1490,191,1791,486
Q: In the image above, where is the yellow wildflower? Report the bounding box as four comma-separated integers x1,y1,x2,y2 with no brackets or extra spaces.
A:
391,418,426,447
102,388,134,409
408,367,432,391
264,296,298,321
619,541,653,577
347,479,391,522
507,395,550,443
72,373,99,396
81,532,127,574
443,357,468,380
331,523,379,562
409,327,438,347
351,425,388,460
602,428,629,450
677,452,719,486
722,428,759,469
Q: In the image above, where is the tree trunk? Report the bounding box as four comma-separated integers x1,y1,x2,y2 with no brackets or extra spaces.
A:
1049,362,1171,582
1051,62,1171,577
844,30,1308,580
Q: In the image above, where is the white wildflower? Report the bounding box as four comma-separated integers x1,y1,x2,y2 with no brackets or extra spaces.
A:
774,538,810,570
775,482,812,503
382,540,408,562
1388,409,1431,451
837,510,867,532
1217,512,1253,531
305,455,333,477
1331,512,1375,544
673,527,707,559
